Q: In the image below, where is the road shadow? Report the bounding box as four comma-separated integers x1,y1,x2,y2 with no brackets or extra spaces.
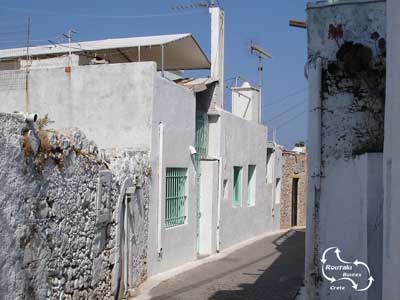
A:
209,229,305,300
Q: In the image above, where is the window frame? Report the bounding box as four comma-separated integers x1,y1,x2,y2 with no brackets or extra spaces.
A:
165,167,188,228
232,166,243,207
247,165,256,206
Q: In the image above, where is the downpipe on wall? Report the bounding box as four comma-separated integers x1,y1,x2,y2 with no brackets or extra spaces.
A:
157,123,164,258
215,157,223,253
305,56,323,299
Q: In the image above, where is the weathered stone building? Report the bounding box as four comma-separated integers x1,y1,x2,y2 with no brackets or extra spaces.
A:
0,113,151,300
280,149,307,229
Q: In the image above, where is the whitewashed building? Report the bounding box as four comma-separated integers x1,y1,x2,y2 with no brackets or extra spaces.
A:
303,0,385,299
0,5,281,295
383,0,400,299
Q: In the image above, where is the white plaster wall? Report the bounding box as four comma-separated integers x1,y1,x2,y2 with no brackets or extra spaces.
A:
305,1,386,299
20,54,80,69
214,110,271,250
317,154,382,300
146,75,197,276
0,62,156,150
383,0,400,299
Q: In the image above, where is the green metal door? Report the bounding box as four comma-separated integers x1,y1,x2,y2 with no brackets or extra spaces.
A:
195,112,209,254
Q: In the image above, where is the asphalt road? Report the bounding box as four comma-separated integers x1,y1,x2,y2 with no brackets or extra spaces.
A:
147,229,305,300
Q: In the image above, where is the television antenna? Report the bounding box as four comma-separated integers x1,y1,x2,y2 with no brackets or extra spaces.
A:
249,41,272,122
172,0,218,10
63,29,77,68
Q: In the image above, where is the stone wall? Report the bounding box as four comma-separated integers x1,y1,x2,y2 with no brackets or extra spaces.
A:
280,150,307,229
0,113,151,300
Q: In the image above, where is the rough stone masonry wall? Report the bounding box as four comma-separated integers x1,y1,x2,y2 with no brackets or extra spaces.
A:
0,113,151,300
280,151,307,229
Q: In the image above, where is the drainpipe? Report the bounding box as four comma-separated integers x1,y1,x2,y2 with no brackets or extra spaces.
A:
157,123,164,257
161,45,165,77
311,57,322,189
124,192,129,293
215,157,223,253
271,145,276,217
305,56,322,299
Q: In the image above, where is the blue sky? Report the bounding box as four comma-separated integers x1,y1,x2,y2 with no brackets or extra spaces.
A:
0,0,308,148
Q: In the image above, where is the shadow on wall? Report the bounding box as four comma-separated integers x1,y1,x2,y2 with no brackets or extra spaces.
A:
209,230,305,300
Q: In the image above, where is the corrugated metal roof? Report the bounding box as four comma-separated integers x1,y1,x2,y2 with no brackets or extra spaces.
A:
175,77,218,92
0,33,211,70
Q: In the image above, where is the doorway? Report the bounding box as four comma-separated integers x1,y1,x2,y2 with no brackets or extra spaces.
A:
291,178,299,227
198,160,218,256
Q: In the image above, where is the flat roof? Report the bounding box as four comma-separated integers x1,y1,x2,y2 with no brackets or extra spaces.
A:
0,33,211,71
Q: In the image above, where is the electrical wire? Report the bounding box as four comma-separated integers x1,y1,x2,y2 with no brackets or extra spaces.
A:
267,98,307,123
263,87,307,108
0,6,206,19
275,110,307,130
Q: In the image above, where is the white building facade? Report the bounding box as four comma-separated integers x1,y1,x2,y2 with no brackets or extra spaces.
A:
304,0,385,299
383,0,400,299
0,7,282,292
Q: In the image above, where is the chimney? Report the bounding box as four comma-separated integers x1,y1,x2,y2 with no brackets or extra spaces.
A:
210,6,225,109
231,81,260,122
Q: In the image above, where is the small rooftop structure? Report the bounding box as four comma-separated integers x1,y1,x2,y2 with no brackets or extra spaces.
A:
0,33,211,71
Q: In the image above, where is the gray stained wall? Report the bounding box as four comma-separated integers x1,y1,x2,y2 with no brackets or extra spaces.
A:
383,0,400,299
305,1,386,299
0,60,199,278
0,113,151,300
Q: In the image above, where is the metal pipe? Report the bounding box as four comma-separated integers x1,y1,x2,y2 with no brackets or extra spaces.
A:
161,45,165,77
313,57,322,189
124,194,129,293
25,113,37,123
138,46,141,62
215,157,223,253
304,56,322,299
157,123,164,257
258,56,263,123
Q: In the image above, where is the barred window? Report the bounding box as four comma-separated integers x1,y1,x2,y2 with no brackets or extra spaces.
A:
165,168,187,227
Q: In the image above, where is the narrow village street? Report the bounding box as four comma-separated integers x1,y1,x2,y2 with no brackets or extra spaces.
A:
141,230,305,300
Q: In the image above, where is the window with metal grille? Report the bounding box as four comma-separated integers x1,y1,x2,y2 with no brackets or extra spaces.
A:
165,168,187,228
195,112,209,158
233,166,242,207
247,165,256,206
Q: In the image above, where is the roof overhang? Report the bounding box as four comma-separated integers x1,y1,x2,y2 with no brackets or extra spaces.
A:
175,77,218,93
0,33,211,71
